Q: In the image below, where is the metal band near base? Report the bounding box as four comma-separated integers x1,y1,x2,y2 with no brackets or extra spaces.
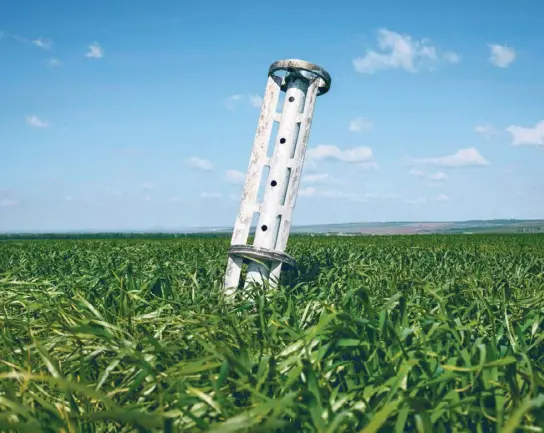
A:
228,245,297,268
268,59,332,96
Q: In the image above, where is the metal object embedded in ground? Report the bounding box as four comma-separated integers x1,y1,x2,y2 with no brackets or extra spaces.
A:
224,59,332,296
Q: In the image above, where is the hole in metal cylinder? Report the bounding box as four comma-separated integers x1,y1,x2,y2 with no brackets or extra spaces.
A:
270,180,277,187
288,96,295,102
261,225,268,232
280,138,286,144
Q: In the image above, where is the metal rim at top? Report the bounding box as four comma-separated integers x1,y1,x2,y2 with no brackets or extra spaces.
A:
268,59,332,96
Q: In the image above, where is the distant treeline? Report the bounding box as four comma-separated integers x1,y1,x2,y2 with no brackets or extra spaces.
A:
0,232,234,240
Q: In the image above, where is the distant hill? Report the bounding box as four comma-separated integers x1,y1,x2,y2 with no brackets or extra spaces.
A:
1,219,542,240
290,219,544,235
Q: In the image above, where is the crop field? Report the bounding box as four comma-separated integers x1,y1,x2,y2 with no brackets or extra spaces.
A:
0,234,543,432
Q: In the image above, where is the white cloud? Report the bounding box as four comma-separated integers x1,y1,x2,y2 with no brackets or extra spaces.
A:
435,193,450,202
200,192,222,199
505,121,544,146
353,28,459,74
26,115,49,128
224,94,243,110
9,33,53,50
301,173,338,184
410,147,490,167
302,160,319,173
141,182,154,191
360,161,380,172
349,117,373,132
443,51,461,64
32,37,52,49
404,197,426,205
248,94,263,108
48,57,62,67
299,187,317,197
85,42,104,59
475,124,499,139
410,168,448,182
428,172,448,181
0,199,20,207
320,190,357,199
225,169,246,184
365,192,400,200
489,44,516,68
307,144,374,163
299,187,357,200
409,168,425,178
186,156,215,171
225,94,263,110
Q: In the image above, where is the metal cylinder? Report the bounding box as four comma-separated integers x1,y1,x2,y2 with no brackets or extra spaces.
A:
224,59,331,297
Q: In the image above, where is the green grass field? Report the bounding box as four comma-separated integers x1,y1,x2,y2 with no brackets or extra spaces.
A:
0,234,543,432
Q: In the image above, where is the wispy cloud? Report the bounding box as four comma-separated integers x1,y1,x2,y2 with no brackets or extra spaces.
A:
307,145,374,163
225,169,246,184
353,28,459,74
409,147,490,168
404,197,426,205
301,173,339,185
488,44,516,68
475,124,499,139
248,94,263,108
409,168,425,178
48,57,62,67
186,156,215,171
8,32,53,50
505,121,544,146
85,42,104,59
224,94,242,110
365,192,401,200
410,169,448,182
26,115,50,128
428,172,448,181
435,193,450,202
200,192,223,199
141,182,154,191
32,37,52,49
349,117,373,132
0,199,20,207
299,187,357,200
224,94,263,110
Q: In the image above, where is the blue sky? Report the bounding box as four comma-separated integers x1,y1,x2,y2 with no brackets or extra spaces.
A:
1,0,543,232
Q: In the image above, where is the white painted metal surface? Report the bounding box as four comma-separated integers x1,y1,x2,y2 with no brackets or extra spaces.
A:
223,75,281,296
224,59,331,297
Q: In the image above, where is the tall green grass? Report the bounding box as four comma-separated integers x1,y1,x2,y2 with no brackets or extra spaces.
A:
0,234,543,432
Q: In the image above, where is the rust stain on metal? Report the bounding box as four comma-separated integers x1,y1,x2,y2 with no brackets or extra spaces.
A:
224,59,331,297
